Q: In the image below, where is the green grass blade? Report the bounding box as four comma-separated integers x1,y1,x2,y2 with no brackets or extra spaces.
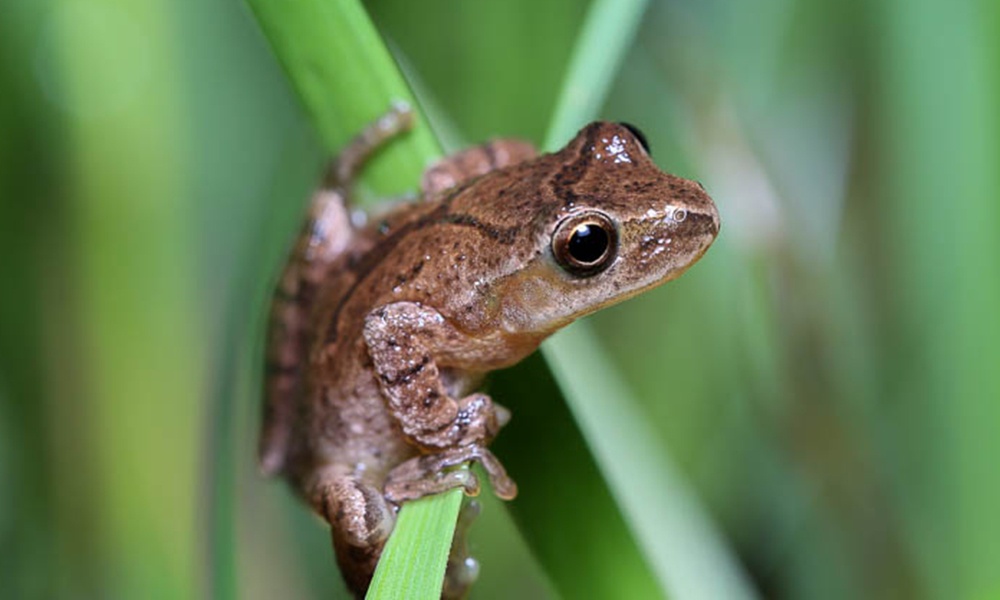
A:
489,355,663,599
880,0,1000,595
543,326,756,600
246,0,442,195
203,320,241,600
50,0,204,596
367,490,464,599
544,0,648,148
244,1,460,598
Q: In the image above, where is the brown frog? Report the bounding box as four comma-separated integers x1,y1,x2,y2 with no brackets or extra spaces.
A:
259,104,719,598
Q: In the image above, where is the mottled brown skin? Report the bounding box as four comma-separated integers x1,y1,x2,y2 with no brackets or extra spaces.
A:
260,105,720,598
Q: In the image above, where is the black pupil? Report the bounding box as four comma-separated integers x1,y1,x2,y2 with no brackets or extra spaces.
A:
568,223,609,264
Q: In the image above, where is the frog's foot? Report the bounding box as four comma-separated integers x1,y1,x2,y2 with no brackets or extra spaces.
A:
442,500,481,600
384,444,518,504
308,469,396,596
326,101,414,188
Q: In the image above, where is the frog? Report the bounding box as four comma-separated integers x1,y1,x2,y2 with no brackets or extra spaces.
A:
259,103,720,598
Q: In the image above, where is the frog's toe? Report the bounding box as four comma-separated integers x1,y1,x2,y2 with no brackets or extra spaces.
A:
384,444,515,503
493,402,512,428
442,555,479,600
479,454,517,500
384,463,481,504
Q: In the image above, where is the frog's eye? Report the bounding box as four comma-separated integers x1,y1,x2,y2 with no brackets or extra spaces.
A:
552,211,619,277
618,122,651,155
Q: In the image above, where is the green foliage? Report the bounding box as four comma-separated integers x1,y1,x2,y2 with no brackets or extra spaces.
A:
367,491,464,599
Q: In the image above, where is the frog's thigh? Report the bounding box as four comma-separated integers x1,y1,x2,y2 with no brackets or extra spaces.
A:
308,468,395,594
309,468,394,547
300,188,354,265
421,139,537,195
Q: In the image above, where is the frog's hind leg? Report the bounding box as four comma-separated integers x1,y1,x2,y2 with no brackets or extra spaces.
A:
258,103,415,476
325,101,415,189
312,467,482,599
306,467,396,598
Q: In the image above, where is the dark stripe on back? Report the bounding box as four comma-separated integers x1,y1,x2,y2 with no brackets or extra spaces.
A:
440,213,519,244
547,124,599,207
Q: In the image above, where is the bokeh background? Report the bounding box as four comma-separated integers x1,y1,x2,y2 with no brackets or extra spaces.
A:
2,0,998,598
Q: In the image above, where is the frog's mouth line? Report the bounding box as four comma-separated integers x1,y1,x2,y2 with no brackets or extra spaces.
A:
535,236,715,330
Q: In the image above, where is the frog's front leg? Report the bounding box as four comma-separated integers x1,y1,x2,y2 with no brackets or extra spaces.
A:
363,302,518,500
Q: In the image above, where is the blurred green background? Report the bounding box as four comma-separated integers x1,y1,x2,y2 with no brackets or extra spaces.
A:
2,0,999,598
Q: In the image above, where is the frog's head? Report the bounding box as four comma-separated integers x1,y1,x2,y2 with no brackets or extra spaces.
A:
496,121,720,334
